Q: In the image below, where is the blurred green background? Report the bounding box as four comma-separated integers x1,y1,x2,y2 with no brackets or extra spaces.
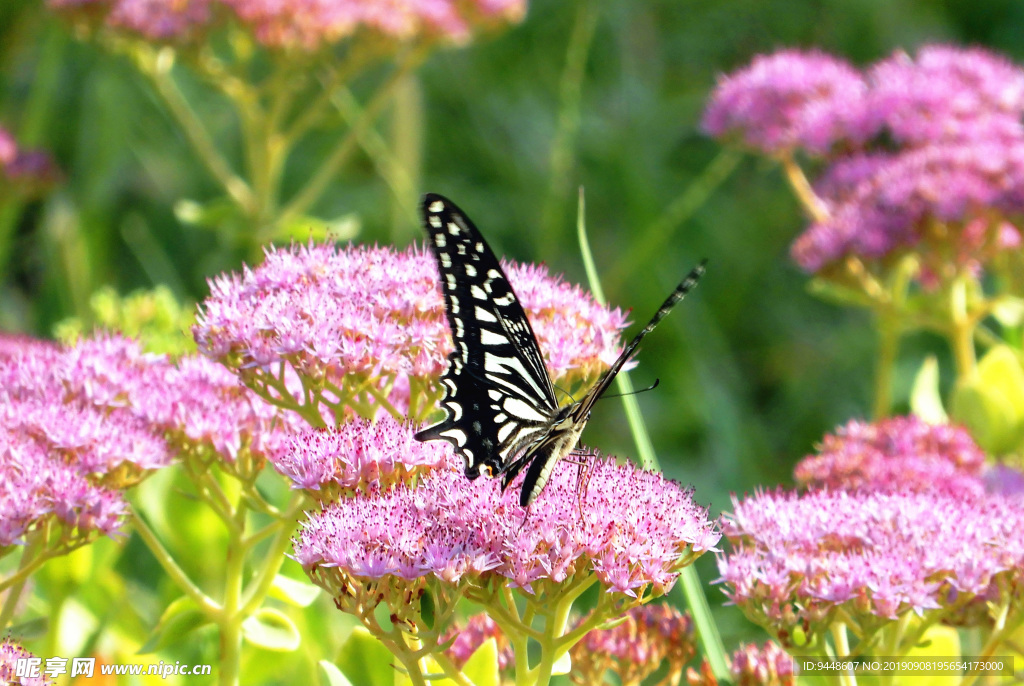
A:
4,0,1024,652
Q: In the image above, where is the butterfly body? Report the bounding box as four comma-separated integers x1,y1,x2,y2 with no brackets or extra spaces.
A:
415,193,704,506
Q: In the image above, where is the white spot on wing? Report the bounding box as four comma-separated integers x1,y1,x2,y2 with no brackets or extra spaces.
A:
429,200,444,212
480,329,507,346
429,216,442,228
503,397,549,423
494,293,515,306
440,428,467,448
475,307,498,323
448,222,460,235
440,253,452,268
497,423,517,443
465,264,477,277
470,285,487,300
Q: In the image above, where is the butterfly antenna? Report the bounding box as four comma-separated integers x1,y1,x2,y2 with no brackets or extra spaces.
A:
595,378,660,400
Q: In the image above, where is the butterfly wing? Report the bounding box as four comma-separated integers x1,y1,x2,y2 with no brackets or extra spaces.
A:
415,194,560,479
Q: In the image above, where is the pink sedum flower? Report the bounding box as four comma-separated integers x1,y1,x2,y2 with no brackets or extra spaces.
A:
0,125,60,194
794,416,986,496
728,641,795,686
571,603,696,685
718,488,1024,642
194,243,629,423
0,638,52,686
869,45,1024,146
47,0,525,48
443,614,513,672
276,415,447,492
702,50,876,155
295,448,719,597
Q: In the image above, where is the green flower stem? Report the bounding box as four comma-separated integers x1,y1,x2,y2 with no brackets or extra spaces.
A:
130,509,219,614
279,43,431,226
0,528,47,628
431,651,473,686
576,190,730,682
143,48,255,213
538,0,599,253
830,623,859,686
780,152,830,223
609,148,741,288
219,507,249,686
239,494,307,616
329,85,420,232
948,273,978,380
872,316,899,419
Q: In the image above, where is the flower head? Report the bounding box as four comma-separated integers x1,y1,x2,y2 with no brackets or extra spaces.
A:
195,242,629,424
571,603,696,685
0,638,52,686
702,50,875,155
718,489,1024,642
47,0,525,48
794,416,986,496
295,441,719,599
443,614,513,672
791,141,1024,272
276,415,448,493
869,45,1024,146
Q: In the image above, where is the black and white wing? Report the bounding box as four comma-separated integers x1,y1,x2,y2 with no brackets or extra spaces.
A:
414,193,560,479
507,261,707,507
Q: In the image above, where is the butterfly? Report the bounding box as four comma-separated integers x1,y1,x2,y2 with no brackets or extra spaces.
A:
415,193,705,507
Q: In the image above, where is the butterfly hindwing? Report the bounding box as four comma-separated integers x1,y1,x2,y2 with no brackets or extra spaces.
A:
415,194,559,479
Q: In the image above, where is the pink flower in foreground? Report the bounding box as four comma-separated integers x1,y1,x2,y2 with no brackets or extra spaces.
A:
794,416,986,496
276,415,447,492
702,50,875,155
195,243,629,422
718,489,1024,641
295,448,719,597
63,335,303,464
0,638,52,686
571,603,696,685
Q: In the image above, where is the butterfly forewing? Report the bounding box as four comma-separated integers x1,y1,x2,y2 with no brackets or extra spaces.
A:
415,194,559,479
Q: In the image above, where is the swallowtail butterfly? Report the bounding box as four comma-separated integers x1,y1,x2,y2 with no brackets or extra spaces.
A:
415,193,705,506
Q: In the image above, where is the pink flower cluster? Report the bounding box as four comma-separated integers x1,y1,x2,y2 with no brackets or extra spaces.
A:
294,443,719,597
61,335,304,464
718,488,1024,637
687,641,794,686
194,242,629,422
443,614,513,672
0,336,161,545
47,0,525,48
0,639,51,686
571,603,696,684
703,45,1024,273
702,50,875,155
794,415,987,496
275,415,447,493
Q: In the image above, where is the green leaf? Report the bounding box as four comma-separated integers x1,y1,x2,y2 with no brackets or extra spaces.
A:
241,607,301,652
806,277,877,309
138,597,209,654
910,356,947,423
174,197,241,230
950,376,1018,455
977,345,1024,422
318,660,355,686
270,574,321,608
336,627,395,686
462,637,501,686
7,617,48,641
